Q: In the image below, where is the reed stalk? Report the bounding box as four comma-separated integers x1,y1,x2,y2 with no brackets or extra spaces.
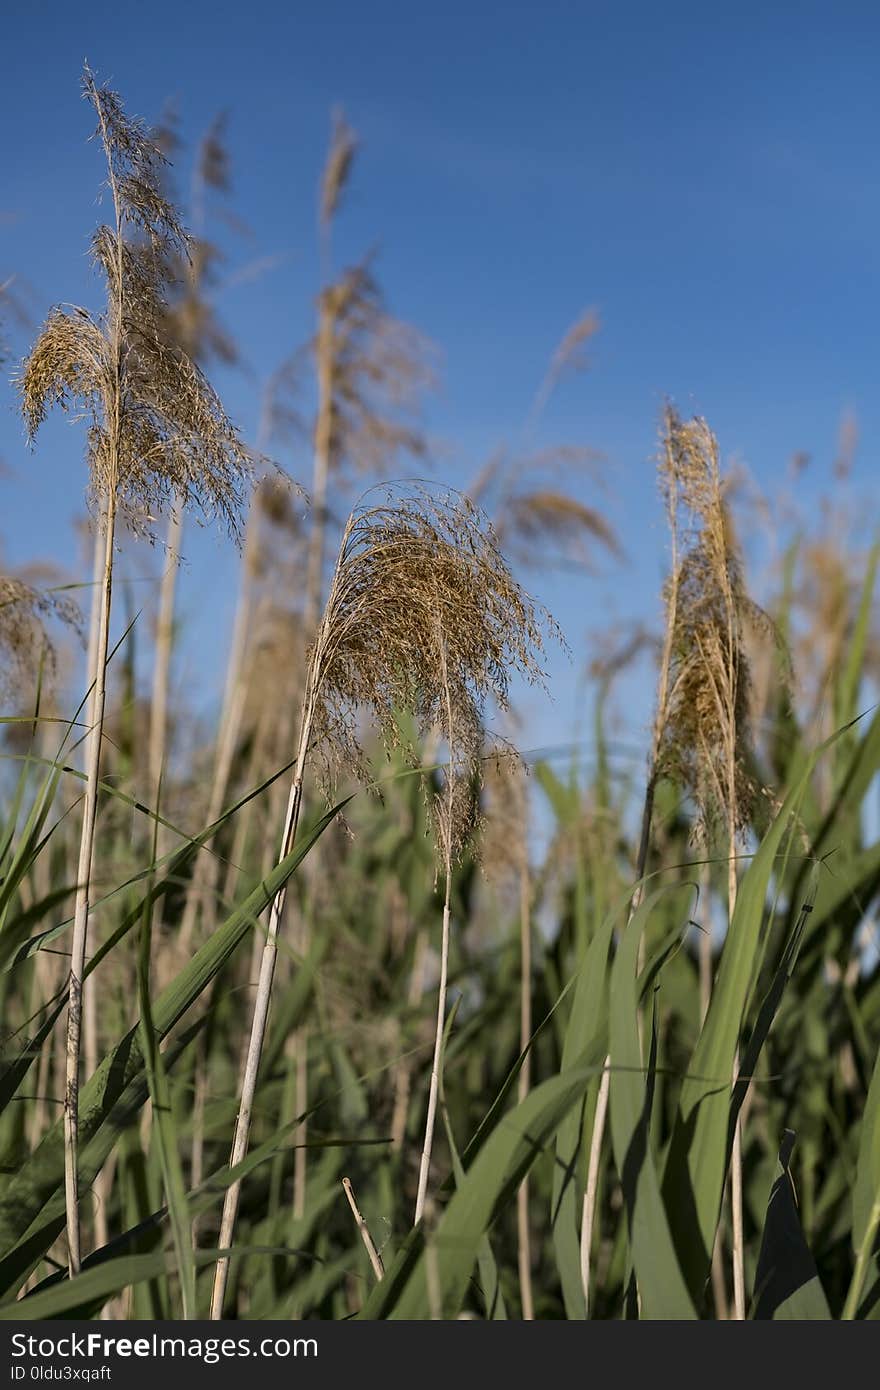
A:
210,486,545,1314
18,70,249,1271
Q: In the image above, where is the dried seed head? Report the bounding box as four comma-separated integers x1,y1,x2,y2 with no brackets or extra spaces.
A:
0,573,83,711
833,408,858,482
657,409,779,845
547,308,600,388
254,473,303,533
471,446,618,572
1,274,29,364
155,113,239,368
501,489,619,568
479,743,531,900
790,518,877,723
242,600,309,741
316,258,434,483
17,69,252,542
197,112,232,197
159,238,238,368
307,485,552,861
529,308,601,424
320,108,358,230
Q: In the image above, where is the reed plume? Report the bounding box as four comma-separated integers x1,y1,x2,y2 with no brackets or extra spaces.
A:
17,67,250,1275
580,403,709,1314
471,447,619,573
210,483,547,1315
265,108,434,1224
468,299,618,575
657,413,761,851
657,408,777,1319
320,109,358,232
307,110,432,631
528,307,600,428
0,574,82,712
148,108,241,834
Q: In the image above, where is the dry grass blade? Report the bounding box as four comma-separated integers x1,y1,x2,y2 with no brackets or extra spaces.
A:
342,1176,385,1283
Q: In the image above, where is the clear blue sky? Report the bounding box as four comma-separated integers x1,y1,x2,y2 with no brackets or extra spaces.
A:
2,1,879,776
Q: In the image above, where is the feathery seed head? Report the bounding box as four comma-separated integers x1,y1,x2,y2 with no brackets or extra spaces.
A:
197,112,232,196
307,485,552,860
316,258,434,483
548,308,600,388
0,574,83,711
471,446,618,572
502,489,620,568
17,69,252,543
657,408,770,845
320,109,358,230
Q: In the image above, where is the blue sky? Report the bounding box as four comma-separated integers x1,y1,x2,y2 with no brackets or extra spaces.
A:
2,1,878,776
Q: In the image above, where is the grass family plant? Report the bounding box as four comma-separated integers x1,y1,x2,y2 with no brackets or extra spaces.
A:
18,68,251,1275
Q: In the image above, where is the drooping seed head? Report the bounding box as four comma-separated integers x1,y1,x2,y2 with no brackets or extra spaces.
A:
308,484,553,861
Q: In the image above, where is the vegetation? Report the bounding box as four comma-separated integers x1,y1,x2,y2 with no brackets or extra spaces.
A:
1,70,878,1322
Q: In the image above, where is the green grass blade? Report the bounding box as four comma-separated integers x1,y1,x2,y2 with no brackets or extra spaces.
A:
136,877,196,1318
663,744,826,1301
843,1036,880,1318
609,884,696,1319
378,1043,607,1319
753,1131,831,1319
0,799,346,1266
550,884,620,1318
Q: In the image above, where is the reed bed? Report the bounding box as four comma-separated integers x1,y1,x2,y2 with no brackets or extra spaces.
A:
0,70,878,1322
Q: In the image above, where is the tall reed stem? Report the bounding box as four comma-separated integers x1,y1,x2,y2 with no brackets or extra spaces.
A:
305,296,333,637
517,851,535,1319
149,502,183,832
288,320,334,1224
209,687,315,1318
699,860,729,1319
728,845,746,1319
390,928,428,1151
81,518,108,1250
65,490,117,1274
179,515,257,952
580,772,655,1313
414,627,456,1227
414,888,451,1226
